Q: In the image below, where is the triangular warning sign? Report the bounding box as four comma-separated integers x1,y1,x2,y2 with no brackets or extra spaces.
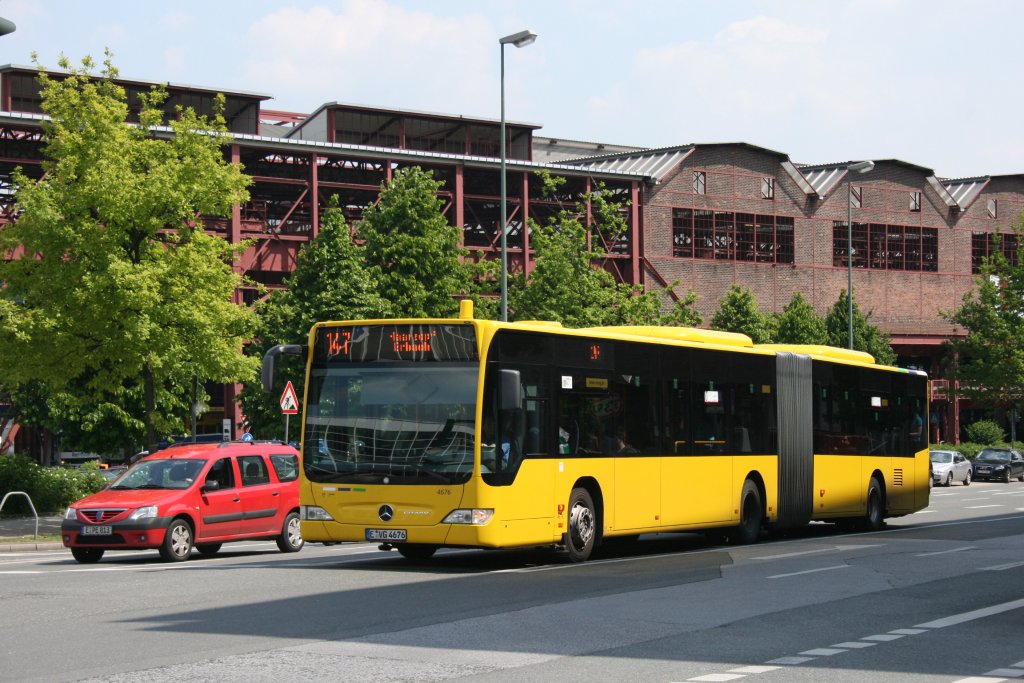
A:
280,381,300,414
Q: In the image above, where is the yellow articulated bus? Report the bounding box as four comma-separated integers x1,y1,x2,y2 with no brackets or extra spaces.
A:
261,300,929,562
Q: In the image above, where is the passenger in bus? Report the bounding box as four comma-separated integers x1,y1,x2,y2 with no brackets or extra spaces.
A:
606,428,638,455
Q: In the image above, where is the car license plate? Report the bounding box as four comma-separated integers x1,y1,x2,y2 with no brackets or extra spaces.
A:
366,528,406,542
81,525,112,536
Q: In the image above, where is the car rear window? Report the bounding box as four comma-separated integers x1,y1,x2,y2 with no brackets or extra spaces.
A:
270,453,300,482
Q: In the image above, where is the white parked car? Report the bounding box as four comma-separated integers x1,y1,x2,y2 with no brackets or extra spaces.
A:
930,449,972,486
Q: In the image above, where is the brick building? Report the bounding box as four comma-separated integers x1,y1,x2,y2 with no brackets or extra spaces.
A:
1,65,1021,454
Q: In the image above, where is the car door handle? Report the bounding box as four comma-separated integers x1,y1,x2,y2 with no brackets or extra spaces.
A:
233,497,240,503
272,491,280,496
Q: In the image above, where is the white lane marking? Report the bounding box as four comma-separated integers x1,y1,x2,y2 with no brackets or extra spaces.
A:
986,669,1024,678
889,628,928,635
861,634,904,642
913,509,935,513
981,561,1024,571
830,641,876,649
966,505,1002,509
799,648,845,656
952,678,1007,683
728,666,779,674
765,656,815,665
753,545,880,561
687,674,745,682
0,570,41,575
915,597,1024,628
768,565,848,579
917,546,977,557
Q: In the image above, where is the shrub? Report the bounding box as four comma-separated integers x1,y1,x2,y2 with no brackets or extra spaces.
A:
0,454,107,514
964,420,1005,446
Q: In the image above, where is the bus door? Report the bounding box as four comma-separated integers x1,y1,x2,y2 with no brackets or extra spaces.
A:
662,375,734,528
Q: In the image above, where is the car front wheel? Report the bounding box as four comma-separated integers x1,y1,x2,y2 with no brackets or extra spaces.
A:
964,470,971,486
71,547,104,563
159,519,194,562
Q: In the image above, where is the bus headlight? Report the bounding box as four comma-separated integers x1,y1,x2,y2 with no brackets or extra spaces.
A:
302,505,334,522
443,509,494,525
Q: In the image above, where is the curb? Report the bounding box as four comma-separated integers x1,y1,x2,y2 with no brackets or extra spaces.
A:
0,541,65,552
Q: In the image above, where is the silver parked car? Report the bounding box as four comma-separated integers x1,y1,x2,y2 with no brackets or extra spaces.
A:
930,449,972,486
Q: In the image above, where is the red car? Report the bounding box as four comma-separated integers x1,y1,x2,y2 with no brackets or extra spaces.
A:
62,441,303,563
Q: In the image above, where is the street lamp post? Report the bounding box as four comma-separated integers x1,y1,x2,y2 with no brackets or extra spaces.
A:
499,29,537,322
845,160,875,349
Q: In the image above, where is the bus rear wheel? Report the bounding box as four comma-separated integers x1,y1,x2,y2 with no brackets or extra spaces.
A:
396,544,437,561
859,477,885,531
731,480,763,545
565,487,597,562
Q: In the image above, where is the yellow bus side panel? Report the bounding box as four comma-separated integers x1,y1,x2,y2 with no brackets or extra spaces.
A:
659,456,733,527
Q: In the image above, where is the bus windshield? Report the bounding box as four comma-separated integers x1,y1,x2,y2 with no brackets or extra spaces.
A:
303,363,479,484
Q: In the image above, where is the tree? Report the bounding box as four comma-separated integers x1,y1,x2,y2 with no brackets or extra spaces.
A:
511,171,693,327
710,285,776,343
943,229,1024,411
775,292,828,345
824,290,897,365
0,53,255,455
359,166,472,318
238,202,388,440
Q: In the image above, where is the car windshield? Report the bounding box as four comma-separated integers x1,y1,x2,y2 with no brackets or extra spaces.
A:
976,450,1010,463
108,459,205,490
303,363,478,485
930,451,953,464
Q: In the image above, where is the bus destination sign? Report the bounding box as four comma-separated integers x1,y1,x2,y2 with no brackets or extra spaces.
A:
315,324,477,363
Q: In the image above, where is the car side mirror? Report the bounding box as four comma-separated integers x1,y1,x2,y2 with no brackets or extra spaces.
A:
202,480,220,492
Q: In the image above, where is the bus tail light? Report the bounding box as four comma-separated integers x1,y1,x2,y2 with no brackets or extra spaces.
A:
442,509,494,525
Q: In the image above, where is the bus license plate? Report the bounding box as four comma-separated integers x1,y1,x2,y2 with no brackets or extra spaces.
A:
82,525,112,535
366,528,406,542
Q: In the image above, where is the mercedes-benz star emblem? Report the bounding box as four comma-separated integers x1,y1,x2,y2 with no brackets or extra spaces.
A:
378,504,394,522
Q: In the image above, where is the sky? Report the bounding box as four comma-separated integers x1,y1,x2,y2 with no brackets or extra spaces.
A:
0,0,1021,179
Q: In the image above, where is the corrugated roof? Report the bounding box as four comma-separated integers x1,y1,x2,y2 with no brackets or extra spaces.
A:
941,177,989,211
552,146,694,183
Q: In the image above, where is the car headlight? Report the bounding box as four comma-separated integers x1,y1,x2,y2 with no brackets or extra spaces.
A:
64,507,78,520
994,465,1006,471
301,505,334,521
129,505,158,521
443,509,494,525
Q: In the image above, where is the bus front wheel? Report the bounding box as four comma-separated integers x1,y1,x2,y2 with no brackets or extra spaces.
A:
731,480,763,545
565,488,597,562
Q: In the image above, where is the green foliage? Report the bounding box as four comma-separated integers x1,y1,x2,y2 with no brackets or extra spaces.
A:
964,419,1006,446
511,170,693,327
359,166,472,318
943,226,1024,410
824,290,897,365
0,53,256,453
238,203,389,440
710,285,776,343
775,292,828,344
0,455,107,514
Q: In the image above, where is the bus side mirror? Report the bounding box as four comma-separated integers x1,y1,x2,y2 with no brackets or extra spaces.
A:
261,344,306,393
499,369,521,410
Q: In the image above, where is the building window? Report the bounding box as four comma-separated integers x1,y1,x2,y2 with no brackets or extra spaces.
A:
673,208,793,264
910,191,921,212
693,171,706,195
760,178,774,200
833,222,937,272
987,199,998,218
849,186,863,209
972,231,1018,272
